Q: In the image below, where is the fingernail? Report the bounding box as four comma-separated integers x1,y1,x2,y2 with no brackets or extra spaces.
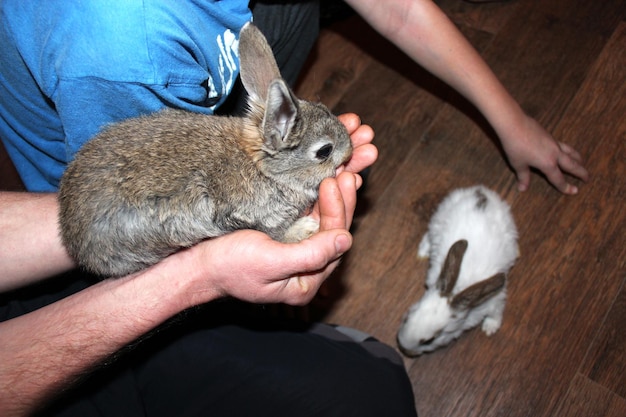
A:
335,233,352,254
355,173,363,189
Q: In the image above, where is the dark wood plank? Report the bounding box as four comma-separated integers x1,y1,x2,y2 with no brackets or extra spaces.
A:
295,17,374,108
573,22,626,400
553,374,626,417
435,0,522,36
581,282,626,400
465,0,625,131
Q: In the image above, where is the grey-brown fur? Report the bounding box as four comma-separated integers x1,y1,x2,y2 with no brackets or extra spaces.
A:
58,23,352,276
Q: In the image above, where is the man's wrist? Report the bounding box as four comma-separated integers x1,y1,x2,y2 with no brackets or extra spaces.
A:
138,245,222,315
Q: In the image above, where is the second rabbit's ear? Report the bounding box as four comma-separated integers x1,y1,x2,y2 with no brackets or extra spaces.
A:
263,80,299,150
450,273,506,311
436,239,468,297
238,23,282,106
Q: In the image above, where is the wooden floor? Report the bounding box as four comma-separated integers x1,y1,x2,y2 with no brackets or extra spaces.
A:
1,1,624,416
296,0,626,416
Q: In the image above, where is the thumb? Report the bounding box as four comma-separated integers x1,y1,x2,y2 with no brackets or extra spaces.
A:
277,229,352,275
270,230,353,305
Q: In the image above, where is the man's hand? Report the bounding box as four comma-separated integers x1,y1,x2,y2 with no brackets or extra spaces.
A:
181,172,357,306
338,113,377,175
178,113,378,307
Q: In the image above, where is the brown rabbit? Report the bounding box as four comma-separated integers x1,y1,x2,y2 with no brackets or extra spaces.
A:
58,23,352,277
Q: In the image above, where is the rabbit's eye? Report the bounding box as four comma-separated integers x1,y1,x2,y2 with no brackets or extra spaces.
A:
315,144,334,161
420,337,436,346
419,330,442,346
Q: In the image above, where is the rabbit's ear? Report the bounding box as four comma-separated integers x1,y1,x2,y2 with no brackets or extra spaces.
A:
238,23,281,105
436,239,468,297
450,273,506,311
238,23,300,150
263,79,299,150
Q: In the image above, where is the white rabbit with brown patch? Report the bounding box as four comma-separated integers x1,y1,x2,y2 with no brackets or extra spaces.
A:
58,23,352,277
397,185,519,356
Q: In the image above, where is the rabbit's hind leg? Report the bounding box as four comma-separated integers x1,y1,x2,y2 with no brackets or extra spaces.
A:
282,216,320,243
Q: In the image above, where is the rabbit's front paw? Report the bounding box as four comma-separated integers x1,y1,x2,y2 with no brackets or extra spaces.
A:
282,216,320,243
417,234,431,259
481,316,502,336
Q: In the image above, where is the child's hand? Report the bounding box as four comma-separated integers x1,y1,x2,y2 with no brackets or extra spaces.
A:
500,115,589,194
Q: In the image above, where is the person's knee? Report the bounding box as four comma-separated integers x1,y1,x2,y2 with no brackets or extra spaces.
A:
294,341,417,416
330,363,416,416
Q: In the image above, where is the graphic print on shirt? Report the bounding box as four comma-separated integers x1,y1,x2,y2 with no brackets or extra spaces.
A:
208,29,239,109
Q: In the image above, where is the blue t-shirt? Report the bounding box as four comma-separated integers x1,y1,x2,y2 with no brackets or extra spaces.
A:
0,0,252,192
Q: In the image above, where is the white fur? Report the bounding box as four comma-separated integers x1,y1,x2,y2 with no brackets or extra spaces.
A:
282,215,320,243
397,185,519,356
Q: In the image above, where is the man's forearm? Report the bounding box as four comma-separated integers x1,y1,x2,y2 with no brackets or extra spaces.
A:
0,254,204,417
0,192,76,291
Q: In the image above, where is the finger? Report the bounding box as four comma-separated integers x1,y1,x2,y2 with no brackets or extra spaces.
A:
252,228,350,277
338,113,375,147
558,151,590,183
542,165,578,194
338,113,361,134
344,143,378,174
287,262,342,305
273,234,349,305
336,172,358,226
349,123,375,148
317,177,347,231
516,167,531,192
280,231,351,281
558,142,584,164
294,231,351,272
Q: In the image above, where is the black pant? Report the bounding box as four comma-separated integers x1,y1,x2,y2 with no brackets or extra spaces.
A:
1,272,416,416
25,296,416,416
